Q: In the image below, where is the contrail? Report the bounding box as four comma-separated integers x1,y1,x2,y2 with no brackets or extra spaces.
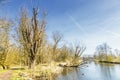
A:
67,13,87,36
67,13,120,39
100,27,120,38
106,30,120,38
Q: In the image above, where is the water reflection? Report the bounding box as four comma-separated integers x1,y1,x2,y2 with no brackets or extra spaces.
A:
98,63,113,80
57,62,120,80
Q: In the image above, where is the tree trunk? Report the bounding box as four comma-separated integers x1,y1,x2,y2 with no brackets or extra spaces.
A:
29,57,36,69
6,65,9,69
1,65,6,69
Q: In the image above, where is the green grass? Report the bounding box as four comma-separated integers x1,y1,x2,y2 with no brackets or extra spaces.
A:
0,70,7,74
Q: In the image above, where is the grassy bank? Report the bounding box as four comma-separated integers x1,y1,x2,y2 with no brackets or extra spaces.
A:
0,62,63,80
95,56,120,64
0,60,83,80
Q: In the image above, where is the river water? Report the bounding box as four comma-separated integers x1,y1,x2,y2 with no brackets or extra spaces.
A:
56,62,120,80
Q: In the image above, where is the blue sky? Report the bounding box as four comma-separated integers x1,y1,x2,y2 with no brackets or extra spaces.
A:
1,0,120,55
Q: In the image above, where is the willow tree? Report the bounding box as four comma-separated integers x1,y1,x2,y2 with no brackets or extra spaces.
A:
19,7,46,69
0,19,11,69
74,44,86,57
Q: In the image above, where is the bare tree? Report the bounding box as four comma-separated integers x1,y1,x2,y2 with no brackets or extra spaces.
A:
95,43,112,61
74,44,86,57
19,7,46,69
52,32,63,60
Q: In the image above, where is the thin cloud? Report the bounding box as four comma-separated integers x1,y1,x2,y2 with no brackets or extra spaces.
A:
0,0,11,5
67,13,87,36
106,30,120,38
99,27,120,39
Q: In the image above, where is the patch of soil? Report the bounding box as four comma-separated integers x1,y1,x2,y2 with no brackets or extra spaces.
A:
0,71,13,80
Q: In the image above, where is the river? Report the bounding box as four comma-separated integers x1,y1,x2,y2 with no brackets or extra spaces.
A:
56,62,120,80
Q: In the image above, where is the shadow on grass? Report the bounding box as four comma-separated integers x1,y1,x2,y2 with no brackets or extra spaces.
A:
10,68,25,70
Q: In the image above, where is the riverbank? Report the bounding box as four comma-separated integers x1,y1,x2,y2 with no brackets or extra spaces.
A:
96,58,120,64
0,60,83,80
0,62,63,80
99,61,120,64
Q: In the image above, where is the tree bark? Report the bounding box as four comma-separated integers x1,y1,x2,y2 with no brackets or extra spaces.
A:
1,65,6,69
29,56,36,69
